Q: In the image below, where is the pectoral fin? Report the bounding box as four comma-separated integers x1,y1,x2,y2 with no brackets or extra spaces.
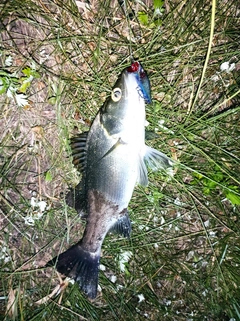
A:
137,154,149,186
144,145,173,171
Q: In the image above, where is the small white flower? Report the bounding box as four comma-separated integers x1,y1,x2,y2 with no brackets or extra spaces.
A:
204,219,209,227
6,86,15,98
209,231,217,238
164,299,171,306
220,61,235,73
176,211,181,217
211,74,220,82
38,200,47,212
15,93,28,107
201,261,208,268
24,215,35,226
0,246,11,263
5,55,13,66
110,275,117,283
155,8,163,15
34,211,44,220
174,197,184,206
66,277,75,285
138,225,149,231
160,216,165,225
137,294,145,303
117,250,132,272
30,196,37,208
158,119,174,134
22,75,34,83
116,284,123,291
202,289,208,297
99,264,106,271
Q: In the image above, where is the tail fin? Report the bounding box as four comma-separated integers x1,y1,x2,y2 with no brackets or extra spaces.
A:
47,243,100,299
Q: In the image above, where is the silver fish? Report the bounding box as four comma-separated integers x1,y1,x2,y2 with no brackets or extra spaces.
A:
47,61,172,299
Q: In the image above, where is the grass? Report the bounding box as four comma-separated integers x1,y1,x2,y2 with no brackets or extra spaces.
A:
0,0,240,320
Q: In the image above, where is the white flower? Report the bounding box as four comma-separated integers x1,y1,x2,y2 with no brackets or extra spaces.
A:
6,86,15,98
158,119,174,134
204,219,209,227
160,216,165,225
15,93,28,107
99,264,106,271
220,61,235,73
66,277,75,285
0,246,11,263
24,216,35,226
5,55,13,66
110,275,117,283
164,298,172,306
30,196,37,207
38,201,47,212
117,250,133,272
137,294,145,303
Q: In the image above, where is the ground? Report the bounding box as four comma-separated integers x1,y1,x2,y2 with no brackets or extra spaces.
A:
0,0,240,320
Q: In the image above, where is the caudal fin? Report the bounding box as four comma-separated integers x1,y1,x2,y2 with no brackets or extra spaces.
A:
47,243,100,299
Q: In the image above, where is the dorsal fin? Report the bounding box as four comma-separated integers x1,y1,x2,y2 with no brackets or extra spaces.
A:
70,132,88,172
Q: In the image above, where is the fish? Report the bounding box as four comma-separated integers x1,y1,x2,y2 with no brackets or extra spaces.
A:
47,61,172,299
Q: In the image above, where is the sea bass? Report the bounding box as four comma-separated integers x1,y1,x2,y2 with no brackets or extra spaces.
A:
47,61,172,299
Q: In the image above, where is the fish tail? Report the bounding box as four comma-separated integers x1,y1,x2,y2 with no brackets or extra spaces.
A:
47,243,100,299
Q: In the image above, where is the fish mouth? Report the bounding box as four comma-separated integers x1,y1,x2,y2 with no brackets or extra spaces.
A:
126,61,151,103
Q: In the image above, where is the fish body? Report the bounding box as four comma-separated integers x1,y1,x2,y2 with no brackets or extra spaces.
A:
47,62,172,299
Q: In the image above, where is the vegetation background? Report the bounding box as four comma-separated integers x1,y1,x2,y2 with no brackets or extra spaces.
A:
0,0,239,320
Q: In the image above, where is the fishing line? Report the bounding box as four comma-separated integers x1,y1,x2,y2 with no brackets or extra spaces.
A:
117,0,134,61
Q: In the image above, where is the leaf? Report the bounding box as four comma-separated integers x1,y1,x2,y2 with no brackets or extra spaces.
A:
22,66,40,78
225,191,240,205
0,84,7,94
154,0,164,10
45,171,52,182
48,96,57,104
19,80,31,93
138,11,149,26
22,66,32,77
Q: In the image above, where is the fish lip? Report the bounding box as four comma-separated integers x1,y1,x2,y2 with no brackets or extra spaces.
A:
126,62,152,103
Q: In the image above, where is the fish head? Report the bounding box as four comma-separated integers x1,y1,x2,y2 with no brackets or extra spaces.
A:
100,62,151,135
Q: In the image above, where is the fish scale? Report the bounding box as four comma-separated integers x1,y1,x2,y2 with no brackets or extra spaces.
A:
47,61,172,299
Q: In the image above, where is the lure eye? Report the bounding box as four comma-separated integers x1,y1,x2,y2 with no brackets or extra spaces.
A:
111,87,122,102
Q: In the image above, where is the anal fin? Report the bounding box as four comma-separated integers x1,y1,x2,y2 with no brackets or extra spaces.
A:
110,210,131,238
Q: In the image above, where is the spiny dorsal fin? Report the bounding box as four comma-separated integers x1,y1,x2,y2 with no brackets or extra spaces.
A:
70,132,88,172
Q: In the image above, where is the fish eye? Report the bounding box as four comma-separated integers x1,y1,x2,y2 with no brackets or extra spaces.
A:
111,87,122,102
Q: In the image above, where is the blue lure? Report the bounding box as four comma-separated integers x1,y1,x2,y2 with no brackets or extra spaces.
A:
127,61,151,103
